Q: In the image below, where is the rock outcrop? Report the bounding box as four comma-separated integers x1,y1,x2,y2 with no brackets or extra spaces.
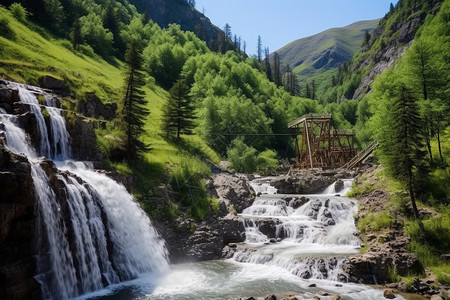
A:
269,169,354,194
352,0,443,100
0,141,41,300
155,172,254,263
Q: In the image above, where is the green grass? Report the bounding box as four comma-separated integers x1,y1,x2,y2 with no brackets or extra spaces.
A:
0,6,123,101
357,210,392,233
0,5,221,221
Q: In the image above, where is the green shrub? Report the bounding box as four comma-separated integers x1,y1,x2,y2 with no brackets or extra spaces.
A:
227,138,258,173
0,16,15,39
78,44,97,58
95,123,126,161
256,149,278,175
58,40,74,52
169,160,211,221
9,3,28,23
227,138,279,174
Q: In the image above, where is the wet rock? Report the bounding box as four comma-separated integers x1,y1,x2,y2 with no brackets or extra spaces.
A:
321,208,336,226
334,179,344,193
383,289,396,299
0,142,41,300
307,199,323,220
289,196,309,209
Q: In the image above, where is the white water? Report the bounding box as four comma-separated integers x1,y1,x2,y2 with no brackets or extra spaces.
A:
1,83,403,299
71,179,406,300
0,83,168,299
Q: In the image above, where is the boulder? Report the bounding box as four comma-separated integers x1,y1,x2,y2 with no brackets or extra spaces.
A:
78,93,117,121
39,75,67,91
383,289,396,299
213,173,255,213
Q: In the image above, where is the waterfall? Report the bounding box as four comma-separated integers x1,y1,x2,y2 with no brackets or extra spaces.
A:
234,180,360,282
0,83,169,299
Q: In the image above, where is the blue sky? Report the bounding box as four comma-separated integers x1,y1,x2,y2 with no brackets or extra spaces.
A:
194,0,400,55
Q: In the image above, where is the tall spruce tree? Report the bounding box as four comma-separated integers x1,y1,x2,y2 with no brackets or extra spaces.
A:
122,41,150,161
376,80,428,224
162,79,196,139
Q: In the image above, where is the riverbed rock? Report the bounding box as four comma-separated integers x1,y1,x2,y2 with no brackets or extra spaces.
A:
268,169,338,194
383,289,396,299
212,173,255,213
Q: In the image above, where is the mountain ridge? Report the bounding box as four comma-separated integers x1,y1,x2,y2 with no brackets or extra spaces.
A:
275,19,379,75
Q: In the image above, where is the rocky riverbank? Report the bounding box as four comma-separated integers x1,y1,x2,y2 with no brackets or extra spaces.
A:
343,166,449,299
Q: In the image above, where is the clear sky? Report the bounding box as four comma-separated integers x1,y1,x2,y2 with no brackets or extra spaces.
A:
194,0,400,55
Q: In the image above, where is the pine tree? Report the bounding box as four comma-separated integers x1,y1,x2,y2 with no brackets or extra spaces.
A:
122,42,150,161
380,83,428,223
162,78,196,140
70,19,82,50
224,23,232,39
272,52,281,86
257,35,262,62
103,4,125,55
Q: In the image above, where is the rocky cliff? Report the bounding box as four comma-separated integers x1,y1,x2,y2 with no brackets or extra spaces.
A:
0,142,41,300
351,0,444,100
129,0,223,49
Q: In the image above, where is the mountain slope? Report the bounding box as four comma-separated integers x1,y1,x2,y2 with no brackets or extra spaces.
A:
336,0,444,100
276,20,379,76
129,0,223,49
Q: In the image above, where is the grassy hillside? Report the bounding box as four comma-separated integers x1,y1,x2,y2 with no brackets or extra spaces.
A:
0,5,220,220
278,20,378,75
0,6,123,100
274,20,378,102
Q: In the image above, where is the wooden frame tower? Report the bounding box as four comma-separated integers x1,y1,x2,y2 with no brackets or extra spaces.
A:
288,113,355,169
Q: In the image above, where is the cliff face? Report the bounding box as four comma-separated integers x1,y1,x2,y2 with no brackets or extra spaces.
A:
129,0,222,47
351,0,444,100
0,142,41,300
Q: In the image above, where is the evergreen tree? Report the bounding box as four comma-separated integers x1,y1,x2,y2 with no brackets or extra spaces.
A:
122,41,150,161
70,19,82,50
103,4,124,54
162,79,196,139
272,51,281,86
224,23,232,39
373,75,428,223
257,35,262,62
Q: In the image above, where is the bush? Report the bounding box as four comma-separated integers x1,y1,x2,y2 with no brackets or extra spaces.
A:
169,160,211,221
9,3,28,23
227,138,258,173
227,138,279,174
0,17,15,39
256,149,278,175
96,123,126,161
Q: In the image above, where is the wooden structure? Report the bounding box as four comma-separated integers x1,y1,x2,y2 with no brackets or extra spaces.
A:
288,113,356,169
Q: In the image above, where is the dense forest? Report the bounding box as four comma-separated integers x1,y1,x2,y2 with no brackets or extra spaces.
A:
0,0,449,285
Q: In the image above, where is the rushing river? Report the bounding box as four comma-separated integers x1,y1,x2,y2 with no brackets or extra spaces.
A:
72,179,404,300
0,82,405,300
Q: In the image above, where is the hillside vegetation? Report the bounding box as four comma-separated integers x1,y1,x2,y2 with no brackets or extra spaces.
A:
0,1,323,221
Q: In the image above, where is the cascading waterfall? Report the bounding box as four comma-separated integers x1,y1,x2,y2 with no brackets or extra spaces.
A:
0,83,168,300
235,179,360,282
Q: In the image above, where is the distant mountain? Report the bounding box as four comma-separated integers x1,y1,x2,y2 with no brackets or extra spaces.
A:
129,0,224,49
275,20,379,76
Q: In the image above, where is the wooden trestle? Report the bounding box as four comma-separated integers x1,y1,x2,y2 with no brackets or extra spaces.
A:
288,113,356,169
